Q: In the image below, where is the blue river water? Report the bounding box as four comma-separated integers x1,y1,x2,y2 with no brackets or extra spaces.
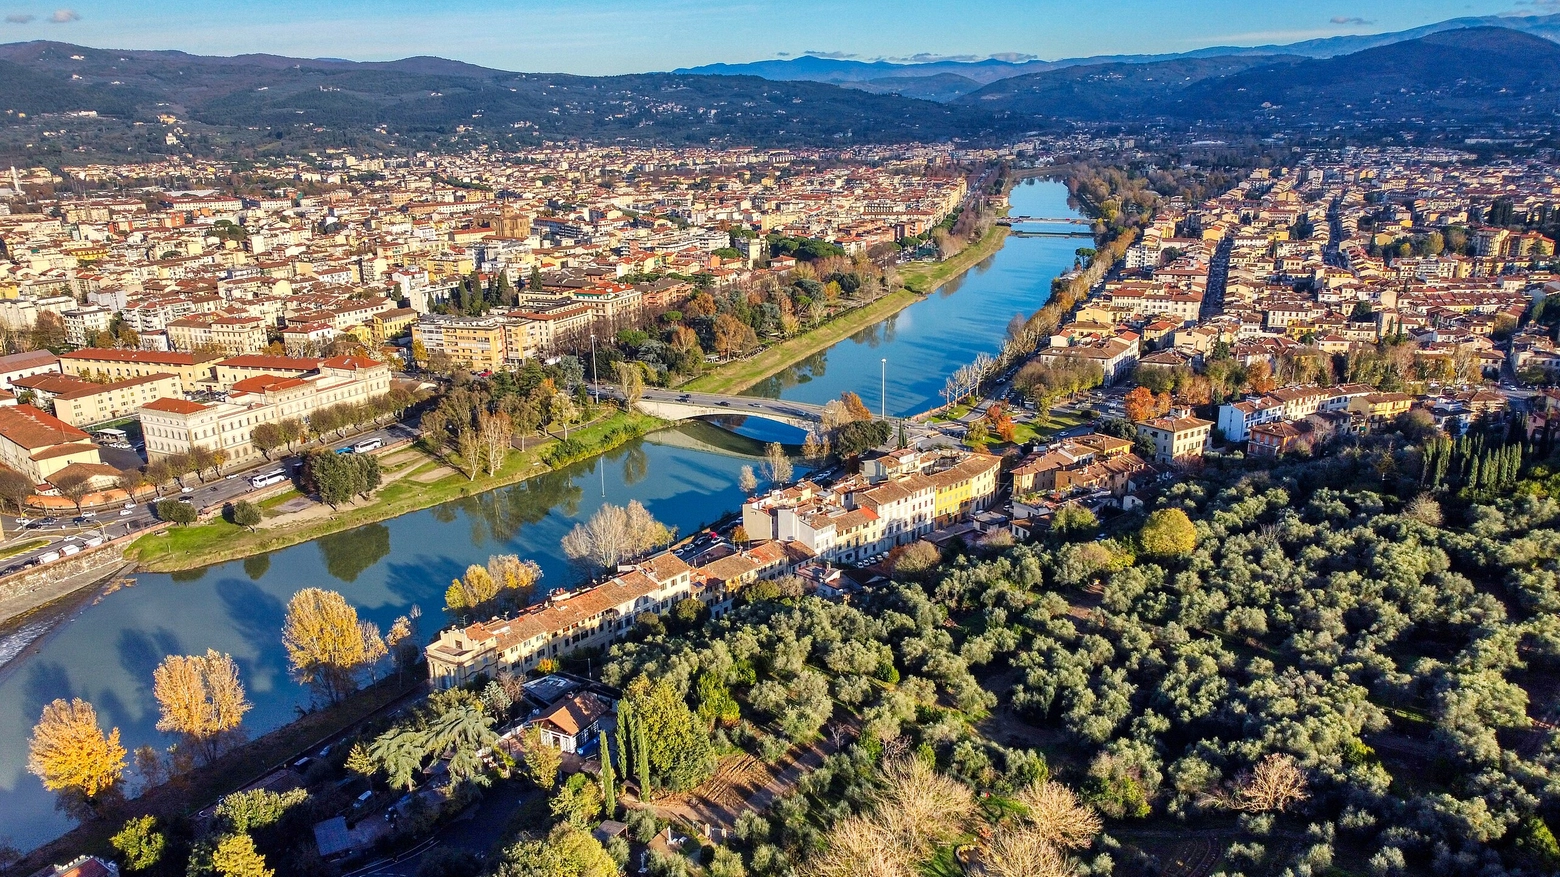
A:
0,178,1087,849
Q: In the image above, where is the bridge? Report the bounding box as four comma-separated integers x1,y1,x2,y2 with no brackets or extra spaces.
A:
1006,229,1095,239
633,388,826,431
1003,216,1091,225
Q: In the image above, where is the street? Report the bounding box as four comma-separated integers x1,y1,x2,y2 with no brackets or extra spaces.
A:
0,421,421,575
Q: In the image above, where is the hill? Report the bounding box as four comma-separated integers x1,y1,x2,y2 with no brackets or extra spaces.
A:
958,27,1560,126
0,41,1021,155
675,13,1560,101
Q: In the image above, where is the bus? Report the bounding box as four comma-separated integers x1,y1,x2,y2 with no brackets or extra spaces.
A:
249,468,288,489
351,437,383,453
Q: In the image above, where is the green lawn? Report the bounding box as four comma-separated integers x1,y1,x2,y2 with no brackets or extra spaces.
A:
0,537,50,559
896,223,1010,294
125,410,667,571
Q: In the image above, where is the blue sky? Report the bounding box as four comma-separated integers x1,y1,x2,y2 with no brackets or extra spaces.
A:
0,0,1543,74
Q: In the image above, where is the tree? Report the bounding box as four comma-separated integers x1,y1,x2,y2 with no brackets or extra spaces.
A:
152,650,251,763
615,361,644,409
1123,386,1156,422
229,500,262,530
478,410,513,476
1228,753,1309,813
27,697,126,799
0,466,35,513
890,541,941,579
497,825,617,877
1139,508,1197,558
551,772,604,826
762,442,793,484
1017,780,1102,850
965,419,991,451
427,701,498,786
345,741,377,782
982,826,1072,877
54,470,93,515
562,501,671,571
1051,504,1098,537
738,465,757,494
370,728,426,792
155,498,197,525
840,391,872,422
111,815,166,872
281,588,386,705
624,676,715,795
514,726,562,791
250,422,284,460
210,832,273,877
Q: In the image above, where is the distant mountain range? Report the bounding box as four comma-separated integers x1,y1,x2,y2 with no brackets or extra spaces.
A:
0,41,1019,151
0,22,1556,160
959,27,1560,127
676,13,1560,101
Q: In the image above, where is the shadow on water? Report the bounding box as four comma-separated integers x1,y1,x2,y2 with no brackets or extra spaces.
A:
215,578,288,658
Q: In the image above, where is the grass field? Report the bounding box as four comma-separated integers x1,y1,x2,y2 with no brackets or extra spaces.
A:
896,223,1010,294
124,410,667,571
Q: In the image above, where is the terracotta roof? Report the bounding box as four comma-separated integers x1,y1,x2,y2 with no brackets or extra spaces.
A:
141,397,208,415
230,375,307,394
0,349,59,372
0,405,91,449
63,348,218,365
219,354,321,370
320,355,380,370
537,692,608,738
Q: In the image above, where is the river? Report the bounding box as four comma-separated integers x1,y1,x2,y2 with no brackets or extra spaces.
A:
0,178,1086,849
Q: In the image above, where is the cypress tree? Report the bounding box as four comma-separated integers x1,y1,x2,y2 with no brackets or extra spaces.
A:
616,700,633,791
634,710,651,796
600,748,616,819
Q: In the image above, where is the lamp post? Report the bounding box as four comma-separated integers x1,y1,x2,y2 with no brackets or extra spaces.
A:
880,358,887,421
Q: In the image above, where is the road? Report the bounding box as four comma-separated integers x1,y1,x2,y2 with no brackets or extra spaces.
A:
0,420,420,576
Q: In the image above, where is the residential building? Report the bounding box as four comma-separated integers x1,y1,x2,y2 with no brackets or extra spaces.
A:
13,372,182,427
60,348,221,388
0,404,105,484
1137,415,1213,465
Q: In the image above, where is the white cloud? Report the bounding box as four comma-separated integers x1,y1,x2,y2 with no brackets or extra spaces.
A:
4,13,33,23
49,8,79,23
1329,16,1374,26
800,50,861,60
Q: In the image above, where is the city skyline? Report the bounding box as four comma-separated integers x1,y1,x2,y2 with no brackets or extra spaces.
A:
0,0,1534,75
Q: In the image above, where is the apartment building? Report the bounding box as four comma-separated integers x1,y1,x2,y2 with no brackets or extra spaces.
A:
412,314,507,371
743,449,1000,565
13,371,182,428
140,355,391,464
426,553,697,689
1137,415,1213,465
60,348,221,388
165,315,268,355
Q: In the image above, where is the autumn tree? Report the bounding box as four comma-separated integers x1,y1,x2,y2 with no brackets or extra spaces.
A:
28,697,126,800
250,422,284,460
1017,780,1102,850
0,465,35,513
982,827,1072,877
1123,385,1156,422
762,442,793,484
210,832,273,877
281,588,386,705
738,464,758,494
111,815,166,872
152,650,252,763
840,390,873,422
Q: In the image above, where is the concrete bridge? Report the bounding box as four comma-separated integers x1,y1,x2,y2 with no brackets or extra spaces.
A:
634,388,826,431
1003,216,1091,225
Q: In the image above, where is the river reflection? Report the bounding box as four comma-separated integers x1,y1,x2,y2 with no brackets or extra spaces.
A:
0,422,797,848
743,178,1088,415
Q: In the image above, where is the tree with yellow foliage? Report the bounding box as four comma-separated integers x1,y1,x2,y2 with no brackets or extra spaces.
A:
153,649,252,763
282,588,386,705
28,697,126,801
210,833,273,877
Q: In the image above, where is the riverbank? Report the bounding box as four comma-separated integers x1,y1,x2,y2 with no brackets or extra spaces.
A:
123,409,668,572
680,222,1011,397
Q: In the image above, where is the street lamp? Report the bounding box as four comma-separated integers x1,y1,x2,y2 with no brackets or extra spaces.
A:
589,332,598,405
880,358,887,421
